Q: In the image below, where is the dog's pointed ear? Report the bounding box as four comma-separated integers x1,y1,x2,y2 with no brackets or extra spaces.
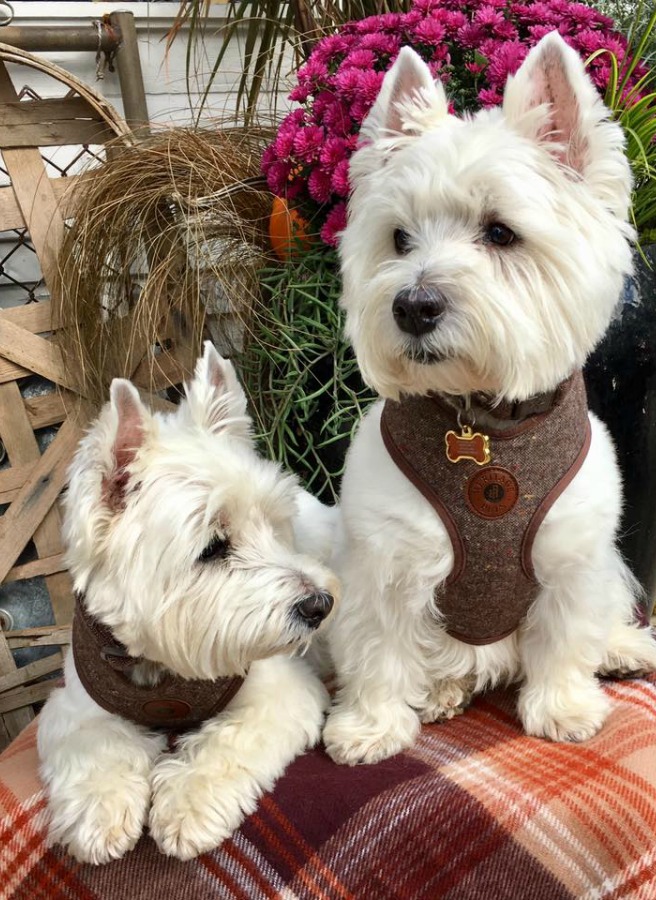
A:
360,47,448,145
184,342,251,437
102,379,148,510
502,32,631,216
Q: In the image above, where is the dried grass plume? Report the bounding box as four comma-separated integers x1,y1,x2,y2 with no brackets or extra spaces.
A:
54,126,273,407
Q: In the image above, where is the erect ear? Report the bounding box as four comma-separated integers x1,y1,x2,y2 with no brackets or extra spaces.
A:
502,31,612,175
360,46,449,145
103,379,147,510
184,342,250,437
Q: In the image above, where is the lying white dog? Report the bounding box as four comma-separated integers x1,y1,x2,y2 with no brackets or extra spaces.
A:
38,343,338,862
324,32,656,765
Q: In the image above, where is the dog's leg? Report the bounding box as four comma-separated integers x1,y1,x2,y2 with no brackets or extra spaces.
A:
38,653,165,864
600,622,656,676
598,557,656,676
322,574,421,766
517,570,614,742
148,656,327,860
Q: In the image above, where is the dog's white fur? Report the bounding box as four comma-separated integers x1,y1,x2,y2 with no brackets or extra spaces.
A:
38,343,339,863
324,33,656,765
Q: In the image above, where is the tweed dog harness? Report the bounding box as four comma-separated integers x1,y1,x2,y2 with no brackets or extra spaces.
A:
72,597,244,730
381,372,591,645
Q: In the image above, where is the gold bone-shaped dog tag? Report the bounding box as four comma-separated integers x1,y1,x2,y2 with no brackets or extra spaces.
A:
445,426,491,465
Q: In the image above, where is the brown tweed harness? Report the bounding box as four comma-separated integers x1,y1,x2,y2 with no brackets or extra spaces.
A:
380,372,591,645
72,597,244,730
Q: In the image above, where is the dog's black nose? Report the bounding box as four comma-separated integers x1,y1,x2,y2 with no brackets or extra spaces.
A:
294,592,334,628
392,287,446,336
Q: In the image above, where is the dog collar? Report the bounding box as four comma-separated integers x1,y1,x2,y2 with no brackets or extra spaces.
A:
72,594,245,730
437,377,571,429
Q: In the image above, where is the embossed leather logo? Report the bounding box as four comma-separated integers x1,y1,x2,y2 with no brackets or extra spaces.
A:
142,698,192,721
466,467,519,519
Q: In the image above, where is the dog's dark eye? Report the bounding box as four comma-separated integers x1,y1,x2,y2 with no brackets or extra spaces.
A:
393,228,412,255
198,536,230,563
485,223,516,246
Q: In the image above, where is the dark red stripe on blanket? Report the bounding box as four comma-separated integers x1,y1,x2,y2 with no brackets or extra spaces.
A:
14,848,98,900
200,850,250,900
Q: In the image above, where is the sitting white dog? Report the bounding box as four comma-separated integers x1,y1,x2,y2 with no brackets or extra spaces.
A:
38,342,338,863
323,32,656,766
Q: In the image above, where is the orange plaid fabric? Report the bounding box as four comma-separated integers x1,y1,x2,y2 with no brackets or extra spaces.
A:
2,676,655,900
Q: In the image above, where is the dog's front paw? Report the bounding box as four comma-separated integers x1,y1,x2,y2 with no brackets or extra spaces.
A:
417,676,475,724
323,702,419,765
518,678,610,743
46,767,150,864
149,758,248,860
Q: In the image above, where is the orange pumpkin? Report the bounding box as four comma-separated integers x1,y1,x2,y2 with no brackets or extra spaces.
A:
269,196,312,261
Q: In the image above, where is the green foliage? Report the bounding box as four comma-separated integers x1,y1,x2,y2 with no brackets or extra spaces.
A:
596,0,656,61
238,246,375,502
598,1,656,244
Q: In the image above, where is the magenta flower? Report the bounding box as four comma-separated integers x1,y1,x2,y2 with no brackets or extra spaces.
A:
487,41,529,85
308,168,333,204
331,159,351,197
320,202,348,246
292,125,325,162
415,18,447,44
262,0,648,247
344,49,377,69
319,136,351,170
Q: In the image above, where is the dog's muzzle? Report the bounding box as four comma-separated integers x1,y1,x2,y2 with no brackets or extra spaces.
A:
392,286,446,337
293,591,334,629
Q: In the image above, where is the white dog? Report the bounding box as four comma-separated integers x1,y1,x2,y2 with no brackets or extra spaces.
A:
38,343,339,863
323,32,656,766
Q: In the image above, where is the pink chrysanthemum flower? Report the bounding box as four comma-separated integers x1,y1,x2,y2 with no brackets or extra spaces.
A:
262,0,647,247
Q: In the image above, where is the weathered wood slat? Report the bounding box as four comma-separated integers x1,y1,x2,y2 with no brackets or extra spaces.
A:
24,391,70,429
6,625,71,649
3,552,67,584
0,176,80,233
0,460,33,503
0,318,78,392
0,63,66,297
0,120,117,149
0,635,33,736
0,96,103,126
0,418,80,585
0,651,63,693
0,46,134,747
0,299,53,333
0,679,58,714
0,381,75,624
0,357,31,384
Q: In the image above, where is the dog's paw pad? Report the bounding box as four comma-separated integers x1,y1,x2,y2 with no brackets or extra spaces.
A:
417,677,475,724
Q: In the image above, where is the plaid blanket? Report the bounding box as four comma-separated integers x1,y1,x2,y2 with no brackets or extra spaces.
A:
2,678,656,900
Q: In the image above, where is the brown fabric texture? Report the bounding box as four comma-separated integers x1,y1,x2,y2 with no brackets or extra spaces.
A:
72,597,244,730
381,372,591,645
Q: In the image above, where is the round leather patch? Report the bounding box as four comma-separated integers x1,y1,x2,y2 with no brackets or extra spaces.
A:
466,467,519,519
142,698,192,721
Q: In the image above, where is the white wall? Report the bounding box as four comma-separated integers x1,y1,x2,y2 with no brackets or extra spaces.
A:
10,1,292,126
